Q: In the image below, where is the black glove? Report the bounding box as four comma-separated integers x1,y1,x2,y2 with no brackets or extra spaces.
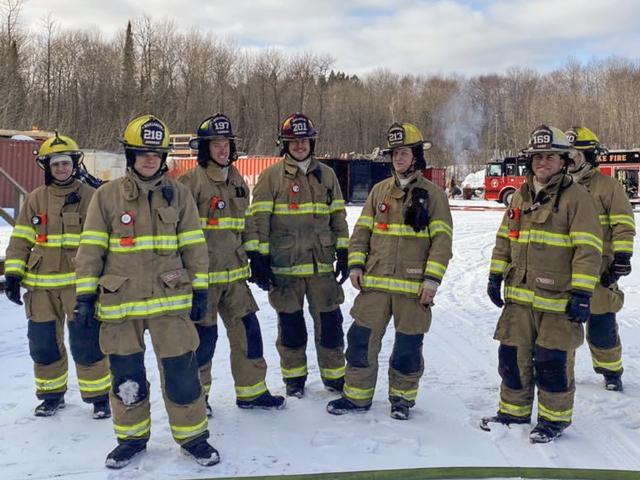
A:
404,187,429,232
487,273,504,308
190,289,208,322
5,275,23,305
249,253,276,291
73,294,97,327
566,291,591,323
334,249,349,285
601,252,632,287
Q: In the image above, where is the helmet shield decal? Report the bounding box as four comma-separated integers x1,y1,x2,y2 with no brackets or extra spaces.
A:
140,119,166,147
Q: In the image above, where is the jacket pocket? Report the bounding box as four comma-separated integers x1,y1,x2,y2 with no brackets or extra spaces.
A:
156,206,179,256
160,268,192,295
270,234,296,268
235,245,248,264
402,260,425,281
98,274,128,307
62,212,82,235
26,251,43,271
316,231,336,264
532,272,571,293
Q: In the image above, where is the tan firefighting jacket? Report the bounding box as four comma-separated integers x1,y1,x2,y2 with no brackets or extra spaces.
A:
5,180,94,290
490,173,603,313
349,172,453,296
74,172,209,322
248,155,349,276
178,163,256,286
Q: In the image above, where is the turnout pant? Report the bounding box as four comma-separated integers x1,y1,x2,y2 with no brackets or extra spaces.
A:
268,273,345,385
195,281,269,401
342,290,431,408
493,302,584,424
587,282,624,376
99,315,208,446
24,287,110,402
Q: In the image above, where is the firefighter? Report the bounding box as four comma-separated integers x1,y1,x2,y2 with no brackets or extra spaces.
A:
178,114,285,412
73,115,219,469
326,122,453,420
249,113,349,398
565,126,635,392
4,134,111,419
482,125,603,443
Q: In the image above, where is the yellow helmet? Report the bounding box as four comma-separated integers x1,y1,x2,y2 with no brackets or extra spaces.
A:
385,122,429,151
37,133,81,160
121,114,171,152
564,126,600,150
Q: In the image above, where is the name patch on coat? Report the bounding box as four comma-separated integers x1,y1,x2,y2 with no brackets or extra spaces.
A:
536,277,555,286
406,267,423,275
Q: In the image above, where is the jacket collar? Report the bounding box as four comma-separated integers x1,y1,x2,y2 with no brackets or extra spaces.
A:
283,154,319,177
523,172,571,202
205,162,228,183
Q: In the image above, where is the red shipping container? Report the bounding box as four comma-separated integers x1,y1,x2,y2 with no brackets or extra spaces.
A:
423,166,446,189
167,156,281,189
0,138,44,208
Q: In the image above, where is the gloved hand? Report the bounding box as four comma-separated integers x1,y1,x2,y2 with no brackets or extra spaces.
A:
601,252,632,287
190,289,208,322
487,273,504,308
249,253,276,291
5,275,23,305
73,294,97,327
334,249,349,285
566,291,591,323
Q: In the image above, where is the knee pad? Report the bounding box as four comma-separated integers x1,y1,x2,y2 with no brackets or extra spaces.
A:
195,324,218,367
534,346,568,393
588,313,618,349
319,309,344,349
241,313,264,359
279,311,307,348
345,323,371,368
109,352,148,406
161,352,201,405
68,319,104,366
390,332,424,374
27,321,61,365
498,344,522,390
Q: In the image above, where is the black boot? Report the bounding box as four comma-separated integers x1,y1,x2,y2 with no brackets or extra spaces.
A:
285,378,305,398
237,391,286,410
529,419,569,443
323,377,345,393
205,395,213,418
93,400,111,420
326,397,371,415
480,411,531,431
181,436,220,467
390,403,410,420
34,397,65,417
604,373,623,392
105,441,147,469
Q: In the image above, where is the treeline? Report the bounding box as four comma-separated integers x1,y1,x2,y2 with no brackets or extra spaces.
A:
3,1,640,171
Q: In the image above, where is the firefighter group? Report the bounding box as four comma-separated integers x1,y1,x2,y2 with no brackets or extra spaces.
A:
3,112,634,468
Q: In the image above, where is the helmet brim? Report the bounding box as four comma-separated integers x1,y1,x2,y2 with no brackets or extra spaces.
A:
382,140,432,155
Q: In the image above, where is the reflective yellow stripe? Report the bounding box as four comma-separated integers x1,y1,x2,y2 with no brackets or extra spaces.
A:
373,223,430,238
497,225,509,239
599,214,609,226
193,273,209,289
5,258,26,276
203,383,211,394
248,201,274,215
244,239,259,252
282,365,308,379
23,272,76,288
504,286,568,313
362,275,421,295
208,265,250,284
273,202,334,216
78,373,112,393
114,418,151,439
528,229,572,248
258,242,270,255
76,276,99,294
609,214,635,228
613,240,634,253
571,273,598,291
35,234,81,248
97,294,192,321
538,402,572,423
320,366,345,380
424,260,446,280
429,220,453,238
490,259,508,274
356,215,374,230
272,263,333,276
11,224,36,243
592,358,623,372
80,230,109,249
336,237,349,249
348,251,367,267
343,383,374,401
569,231,603,253
200,217,245,231
177,229,205,247
109,235,179,252
330,199,346,213
35,372,68,392
171,418,208,441
235,381,268,399
498,400,532,418
389,386,418,402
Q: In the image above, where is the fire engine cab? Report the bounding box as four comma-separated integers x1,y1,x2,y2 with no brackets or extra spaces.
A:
484,156,527,206
596,149,640,204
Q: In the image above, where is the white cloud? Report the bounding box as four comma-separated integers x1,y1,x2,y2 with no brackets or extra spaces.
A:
13,0,640,75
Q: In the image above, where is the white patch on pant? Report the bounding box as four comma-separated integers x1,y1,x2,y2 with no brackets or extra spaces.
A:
117,380,140,406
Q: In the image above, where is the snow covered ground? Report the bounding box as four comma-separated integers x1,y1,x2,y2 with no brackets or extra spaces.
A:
1,205,639,479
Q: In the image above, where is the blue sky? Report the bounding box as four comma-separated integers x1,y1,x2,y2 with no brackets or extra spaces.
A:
14,0,640,76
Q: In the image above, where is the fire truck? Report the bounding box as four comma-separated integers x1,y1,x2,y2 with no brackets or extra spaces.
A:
484,156,528,206
485,150,640,206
